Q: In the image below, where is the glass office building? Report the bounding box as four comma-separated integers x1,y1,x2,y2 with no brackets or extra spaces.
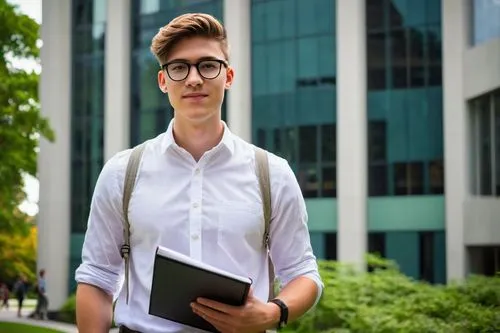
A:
38,0,500,310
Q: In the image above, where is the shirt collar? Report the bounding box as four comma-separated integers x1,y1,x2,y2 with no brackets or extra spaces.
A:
161,119,235,156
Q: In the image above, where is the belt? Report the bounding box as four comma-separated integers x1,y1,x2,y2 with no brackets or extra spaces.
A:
118,326,142,333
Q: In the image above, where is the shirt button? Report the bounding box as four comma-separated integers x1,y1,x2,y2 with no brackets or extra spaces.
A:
194,168,200,175
192,234,199,240
192,202,199,208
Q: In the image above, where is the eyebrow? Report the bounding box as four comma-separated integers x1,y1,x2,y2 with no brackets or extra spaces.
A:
166,56,224,63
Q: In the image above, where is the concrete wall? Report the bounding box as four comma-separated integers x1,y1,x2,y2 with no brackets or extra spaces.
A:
464,39,500,99
464,198,500,245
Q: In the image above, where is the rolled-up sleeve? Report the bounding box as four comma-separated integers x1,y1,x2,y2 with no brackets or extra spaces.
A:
74,151,128,297
268,156,324,305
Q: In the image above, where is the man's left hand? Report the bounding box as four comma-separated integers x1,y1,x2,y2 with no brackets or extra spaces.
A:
191,289,279,333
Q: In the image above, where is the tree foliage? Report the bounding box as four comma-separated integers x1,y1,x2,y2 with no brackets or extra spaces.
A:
0,224,37,284
0,0,54,234
283,255,500,333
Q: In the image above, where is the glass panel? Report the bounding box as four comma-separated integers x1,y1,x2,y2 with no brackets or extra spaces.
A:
409,26,425,88
322,166,336,197
298,165,319,198
251,2,266,43
427,25,442,86
368,121,386,162
419,232,435,283
367,32,387,90
429,160,444,194
391,29,408,89
297,0,317,36
299,126,317,163
324,233,337,260
479,97,492,195
298,37,319,79
426,0,441,24
394,162,424,195
369,164,388,196
367,0,386,32
321,124,336,163
495,92,500,195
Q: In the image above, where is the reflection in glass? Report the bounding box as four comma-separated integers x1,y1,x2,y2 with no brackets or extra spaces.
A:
298,166,319,198
322,167,336,197
394,162,424,195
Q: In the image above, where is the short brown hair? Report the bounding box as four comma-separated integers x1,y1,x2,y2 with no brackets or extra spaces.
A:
150,13,229,66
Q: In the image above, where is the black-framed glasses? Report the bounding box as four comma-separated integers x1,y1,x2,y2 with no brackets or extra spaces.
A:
161,59,228,81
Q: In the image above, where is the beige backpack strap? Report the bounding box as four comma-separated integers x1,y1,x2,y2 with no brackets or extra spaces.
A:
121,143,146,304
254,146,275,300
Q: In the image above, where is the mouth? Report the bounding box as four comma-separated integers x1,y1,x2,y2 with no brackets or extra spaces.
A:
182,93,208,99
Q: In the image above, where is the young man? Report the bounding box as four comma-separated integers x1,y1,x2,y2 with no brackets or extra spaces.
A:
75,13,323,333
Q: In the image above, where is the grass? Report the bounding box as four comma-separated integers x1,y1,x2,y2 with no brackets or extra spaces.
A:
0,322,64,333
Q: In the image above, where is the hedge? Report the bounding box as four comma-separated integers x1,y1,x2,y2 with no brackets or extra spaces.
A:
59,255,500,332
282,255,500,333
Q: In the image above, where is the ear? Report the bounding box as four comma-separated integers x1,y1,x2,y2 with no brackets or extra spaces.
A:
225,65,234,90
158,70,168,93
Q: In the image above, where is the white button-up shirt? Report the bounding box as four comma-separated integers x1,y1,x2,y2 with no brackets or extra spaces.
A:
75,121,323,333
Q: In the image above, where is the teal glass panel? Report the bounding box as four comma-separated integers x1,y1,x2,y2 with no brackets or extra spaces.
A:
251,0,336,198
386,231,420,279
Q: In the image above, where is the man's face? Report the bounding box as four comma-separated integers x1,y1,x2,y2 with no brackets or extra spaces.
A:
158,37,234,124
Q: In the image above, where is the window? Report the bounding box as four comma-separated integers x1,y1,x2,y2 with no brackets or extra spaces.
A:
325,232,337,260
468,246,500,277
470,0,500,46
368,232,386,257
368,121,388,196
471,90,500,196
394,162,424,195
368,232,386,271
419,232,435,283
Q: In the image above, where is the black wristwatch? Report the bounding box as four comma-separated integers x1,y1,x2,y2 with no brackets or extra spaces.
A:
269,298,288,330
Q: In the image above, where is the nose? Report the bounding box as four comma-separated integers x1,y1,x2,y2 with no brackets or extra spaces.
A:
185,64,203,87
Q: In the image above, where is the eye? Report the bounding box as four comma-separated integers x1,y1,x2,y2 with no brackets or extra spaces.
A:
169,63,187,72
200,61,217,69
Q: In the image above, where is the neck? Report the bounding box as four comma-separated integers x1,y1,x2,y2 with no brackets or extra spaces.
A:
172,116,224,161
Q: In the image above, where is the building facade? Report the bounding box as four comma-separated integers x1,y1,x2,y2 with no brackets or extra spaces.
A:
38,0,500,309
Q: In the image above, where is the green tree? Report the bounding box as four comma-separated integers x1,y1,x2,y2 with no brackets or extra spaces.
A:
0,0,54,234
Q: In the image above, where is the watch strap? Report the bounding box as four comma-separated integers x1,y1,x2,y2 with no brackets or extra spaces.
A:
269,298,288,329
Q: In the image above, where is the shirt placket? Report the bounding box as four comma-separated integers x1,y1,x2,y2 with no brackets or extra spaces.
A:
189,165,203,261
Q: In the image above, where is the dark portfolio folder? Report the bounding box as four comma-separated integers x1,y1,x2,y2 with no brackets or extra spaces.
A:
148,245,252,332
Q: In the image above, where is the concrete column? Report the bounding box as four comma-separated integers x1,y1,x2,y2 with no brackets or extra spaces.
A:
223,0,251,142
336,0,367,270
105,0,131,159
38,0,71,310
443,0,469,281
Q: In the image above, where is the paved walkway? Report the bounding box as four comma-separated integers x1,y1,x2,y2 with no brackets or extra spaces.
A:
0,302,119,333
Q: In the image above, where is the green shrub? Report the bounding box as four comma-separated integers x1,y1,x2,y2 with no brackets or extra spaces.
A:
283,255,500,333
